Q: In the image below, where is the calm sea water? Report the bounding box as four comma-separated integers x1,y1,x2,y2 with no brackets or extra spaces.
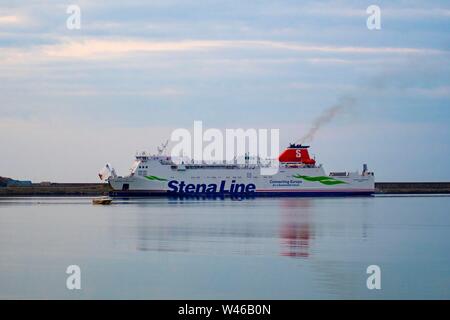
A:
0,195,449,299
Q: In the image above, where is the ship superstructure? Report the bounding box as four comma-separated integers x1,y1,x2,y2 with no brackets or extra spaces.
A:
100,144,374,197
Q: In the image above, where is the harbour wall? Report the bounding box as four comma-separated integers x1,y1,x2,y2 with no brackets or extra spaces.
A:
0,183,110,197
375,182,450,194
1,182,450,196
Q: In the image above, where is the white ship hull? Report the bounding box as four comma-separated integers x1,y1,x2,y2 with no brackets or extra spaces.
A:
107,157,375,197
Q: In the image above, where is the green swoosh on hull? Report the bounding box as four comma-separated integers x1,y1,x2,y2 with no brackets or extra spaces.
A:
293,175,347,185
145,175,168,182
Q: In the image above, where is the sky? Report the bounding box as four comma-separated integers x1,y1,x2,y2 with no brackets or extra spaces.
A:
0,0,449,182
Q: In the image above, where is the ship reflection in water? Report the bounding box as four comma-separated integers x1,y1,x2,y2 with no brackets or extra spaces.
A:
279,199,314,258
128,198,321,259
128,198,367,264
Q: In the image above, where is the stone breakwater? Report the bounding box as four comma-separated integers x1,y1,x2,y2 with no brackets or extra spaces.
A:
375,182,450,194
1,182,450,196
0,183,111,196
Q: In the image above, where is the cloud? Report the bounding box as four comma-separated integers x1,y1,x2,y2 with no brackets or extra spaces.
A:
43,39,450,57
289,82,356,91
0,11,35,27
1,38,445,63
408,86,450,98
252,41,445,55
384,8,450,18
0,15,21,24
37,87,187,97
1,0,449,183
41,39,230,58
256,2,450,19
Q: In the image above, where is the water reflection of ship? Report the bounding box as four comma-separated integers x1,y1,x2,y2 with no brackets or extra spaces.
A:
126,197,368,266
130,198,316,256
285,198,371,298
279,198,314,258
133,198,278,254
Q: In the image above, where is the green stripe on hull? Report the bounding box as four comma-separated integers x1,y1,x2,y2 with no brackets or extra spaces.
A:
293,175,347,185
145,175,168,181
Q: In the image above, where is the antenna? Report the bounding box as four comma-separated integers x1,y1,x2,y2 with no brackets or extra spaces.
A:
157,139,169,155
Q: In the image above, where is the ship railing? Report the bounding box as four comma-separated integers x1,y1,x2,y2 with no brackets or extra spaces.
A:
167,162,276,170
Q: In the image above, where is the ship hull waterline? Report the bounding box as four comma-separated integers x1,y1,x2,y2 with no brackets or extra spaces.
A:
109,189,375,198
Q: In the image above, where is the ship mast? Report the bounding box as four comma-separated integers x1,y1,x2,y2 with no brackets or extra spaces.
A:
157,140,169,156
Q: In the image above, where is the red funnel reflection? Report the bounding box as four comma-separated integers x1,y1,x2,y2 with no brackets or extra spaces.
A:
279,199,314,258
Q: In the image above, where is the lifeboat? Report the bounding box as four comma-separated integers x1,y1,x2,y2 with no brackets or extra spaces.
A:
92,197,113,205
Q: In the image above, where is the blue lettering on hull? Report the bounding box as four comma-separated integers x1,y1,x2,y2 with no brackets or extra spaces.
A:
167,180,256,195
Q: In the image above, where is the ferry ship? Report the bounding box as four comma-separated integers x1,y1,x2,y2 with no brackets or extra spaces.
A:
99,144,374,197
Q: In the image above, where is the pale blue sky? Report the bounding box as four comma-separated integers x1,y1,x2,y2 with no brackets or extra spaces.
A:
0,0,449,182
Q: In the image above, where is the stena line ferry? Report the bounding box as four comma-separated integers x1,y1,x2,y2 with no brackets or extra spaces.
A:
99,143,375,197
